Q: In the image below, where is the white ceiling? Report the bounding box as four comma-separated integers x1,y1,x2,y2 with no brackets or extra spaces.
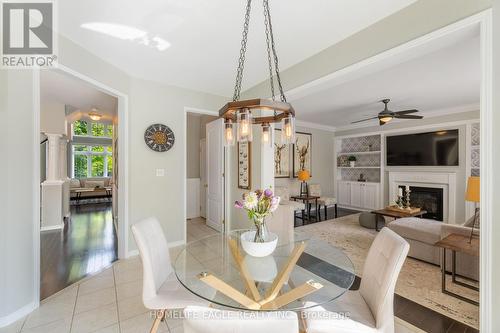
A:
58,0,417,96
41,70,117,117
290,28,480,129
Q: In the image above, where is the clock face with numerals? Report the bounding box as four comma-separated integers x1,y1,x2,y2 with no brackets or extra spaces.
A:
144,124,175,152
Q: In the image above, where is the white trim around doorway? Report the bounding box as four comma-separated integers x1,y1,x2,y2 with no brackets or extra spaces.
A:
183,107,229,244
32,65,130,316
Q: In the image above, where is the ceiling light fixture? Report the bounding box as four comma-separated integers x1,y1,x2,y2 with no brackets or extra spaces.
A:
81,22,171,52
88,108,102,121
220,0,295,146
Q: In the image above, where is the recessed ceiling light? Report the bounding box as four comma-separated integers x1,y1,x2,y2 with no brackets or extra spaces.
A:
81,22,171,51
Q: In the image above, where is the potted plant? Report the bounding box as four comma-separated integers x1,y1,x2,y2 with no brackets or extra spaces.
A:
348,155,357,167
235,188,281,257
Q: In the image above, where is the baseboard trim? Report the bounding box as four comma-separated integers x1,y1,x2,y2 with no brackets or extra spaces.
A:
40,224,64,232
0,301,37,328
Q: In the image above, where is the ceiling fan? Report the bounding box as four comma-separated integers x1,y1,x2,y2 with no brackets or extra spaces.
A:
352,99,423,126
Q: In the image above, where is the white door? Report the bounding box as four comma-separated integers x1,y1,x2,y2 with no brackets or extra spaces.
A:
338,181,351,206
199,139,207,218
350,183,362,208
362,183,379,210
206,119,224,232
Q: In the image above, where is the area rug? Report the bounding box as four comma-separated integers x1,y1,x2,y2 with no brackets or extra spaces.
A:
297,213,479,329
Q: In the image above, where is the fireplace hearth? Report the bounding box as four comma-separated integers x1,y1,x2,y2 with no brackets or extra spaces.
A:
399,185,444,221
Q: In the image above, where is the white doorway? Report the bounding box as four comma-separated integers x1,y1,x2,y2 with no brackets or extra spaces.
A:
185,110,224,241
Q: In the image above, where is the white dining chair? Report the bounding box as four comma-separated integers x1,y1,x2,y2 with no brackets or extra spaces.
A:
131,217,209,333
304,228,409,333
183,306,300,333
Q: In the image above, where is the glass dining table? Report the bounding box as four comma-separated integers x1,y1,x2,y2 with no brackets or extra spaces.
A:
173,230,356,312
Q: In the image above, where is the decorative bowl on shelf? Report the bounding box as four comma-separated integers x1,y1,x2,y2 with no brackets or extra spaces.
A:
240,231,278,257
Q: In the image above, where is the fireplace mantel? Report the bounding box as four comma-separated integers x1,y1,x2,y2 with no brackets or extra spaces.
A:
388,171,456,223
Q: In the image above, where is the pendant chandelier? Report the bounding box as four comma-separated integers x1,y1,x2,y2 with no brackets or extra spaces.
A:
220,0,295,147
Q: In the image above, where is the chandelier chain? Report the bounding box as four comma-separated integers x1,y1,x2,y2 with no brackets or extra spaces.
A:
233,0,252,101
263,0,286,102
263,1,276,101
232,0,287,103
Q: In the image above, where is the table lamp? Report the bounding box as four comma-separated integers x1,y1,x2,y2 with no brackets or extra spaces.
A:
465,176,480,242
298,169,310,197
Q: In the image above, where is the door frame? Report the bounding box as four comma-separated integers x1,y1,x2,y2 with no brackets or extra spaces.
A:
183,107,229,242
33,64,130,303
199,138,207,219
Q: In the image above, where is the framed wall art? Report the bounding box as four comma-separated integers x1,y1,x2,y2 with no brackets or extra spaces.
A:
274,129,290,178
293,132,312,177
238,141,251,189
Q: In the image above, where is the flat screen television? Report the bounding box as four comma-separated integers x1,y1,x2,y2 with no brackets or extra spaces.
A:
386,129,459,166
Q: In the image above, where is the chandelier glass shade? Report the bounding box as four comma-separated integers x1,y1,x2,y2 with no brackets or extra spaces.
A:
221,0,295,146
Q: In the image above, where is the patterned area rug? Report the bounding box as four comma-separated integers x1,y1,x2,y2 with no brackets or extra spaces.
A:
297,213,479,329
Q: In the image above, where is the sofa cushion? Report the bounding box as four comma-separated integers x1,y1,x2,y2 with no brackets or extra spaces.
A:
70,178,81,188
388,218,441,245
85,180,105,189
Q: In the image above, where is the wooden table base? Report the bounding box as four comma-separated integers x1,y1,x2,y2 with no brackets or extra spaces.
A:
198,240,323,310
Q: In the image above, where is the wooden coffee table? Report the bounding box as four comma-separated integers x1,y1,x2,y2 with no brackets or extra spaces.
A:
435,233,479,305
371,208,427,231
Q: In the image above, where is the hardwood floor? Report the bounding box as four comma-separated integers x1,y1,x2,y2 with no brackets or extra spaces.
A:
40,203,117,300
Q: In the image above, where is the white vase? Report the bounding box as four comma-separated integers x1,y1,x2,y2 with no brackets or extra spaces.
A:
240,231,278,257
350,161,356,167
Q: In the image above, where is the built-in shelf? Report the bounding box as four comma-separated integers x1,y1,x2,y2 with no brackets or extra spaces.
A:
338,166,381,169
337,151,381,155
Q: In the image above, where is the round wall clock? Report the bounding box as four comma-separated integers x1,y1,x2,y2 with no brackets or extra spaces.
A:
144,124,175,152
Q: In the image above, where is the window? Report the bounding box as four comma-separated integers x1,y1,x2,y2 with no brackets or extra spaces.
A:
73,120,113,138
72,145,113,178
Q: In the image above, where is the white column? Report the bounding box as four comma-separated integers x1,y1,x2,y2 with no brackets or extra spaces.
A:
59,136,69,179
46,133,62,182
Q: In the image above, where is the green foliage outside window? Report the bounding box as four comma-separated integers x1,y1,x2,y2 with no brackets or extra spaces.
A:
107,155,113,176
92,123,105,137
73,121,88,135
91,155,104,177
74,155,88,178
107,125,113,137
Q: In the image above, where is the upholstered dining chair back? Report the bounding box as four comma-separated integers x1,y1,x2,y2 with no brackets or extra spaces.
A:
131,217,173,304
274,186,290,201
309,184,321,196
359,228,409,332
183,306,299,333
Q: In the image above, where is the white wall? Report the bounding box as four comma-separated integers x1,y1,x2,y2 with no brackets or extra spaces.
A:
275,125,335,197
128,78,226,249
40,99,66,135
335,111,479,224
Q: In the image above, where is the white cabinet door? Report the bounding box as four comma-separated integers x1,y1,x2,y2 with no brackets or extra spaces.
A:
362,183,379,210
350,183,363,208
338,182,351,206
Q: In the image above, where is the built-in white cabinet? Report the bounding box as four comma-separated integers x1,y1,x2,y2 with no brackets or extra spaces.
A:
338,181,351,206
338,181,380,210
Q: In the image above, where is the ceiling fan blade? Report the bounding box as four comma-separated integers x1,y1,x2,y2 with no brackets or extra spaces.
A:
395,115,423,119
394,109,418,115
351,116,378,124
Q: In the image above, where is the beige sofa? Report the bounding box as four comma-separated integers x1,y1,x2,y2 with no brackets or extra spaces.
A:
388,217,479,280
70,177,112,199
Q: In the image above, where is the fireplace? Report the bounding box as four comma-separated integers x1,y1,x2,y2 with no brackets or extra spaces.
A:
399,185,444,221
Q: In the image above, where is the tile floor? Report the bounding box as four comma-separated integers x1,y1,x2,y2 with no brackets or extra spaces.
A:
1,217,420,333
